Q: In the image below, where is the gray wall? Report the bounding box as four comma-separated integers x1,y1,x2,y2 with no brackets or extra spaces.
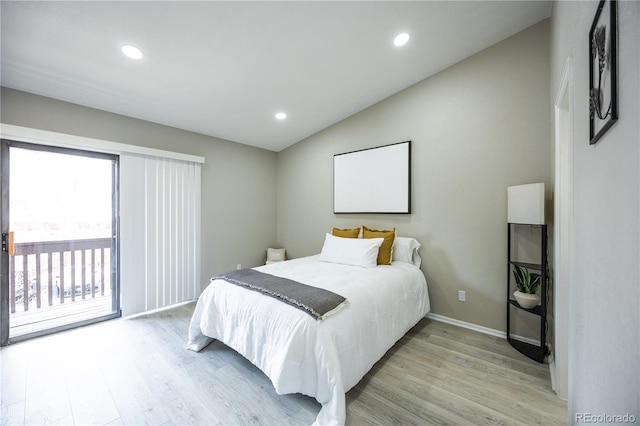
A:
277,20,551,333
0,87,279,288
550,1,639,421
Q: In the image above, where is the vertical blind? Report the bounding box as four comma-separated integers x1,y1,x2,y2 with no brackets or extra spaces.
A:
120,153,201,316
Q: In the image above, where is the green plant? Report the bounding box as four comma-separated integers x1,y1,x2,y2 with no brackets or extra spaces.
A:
512,264,541,294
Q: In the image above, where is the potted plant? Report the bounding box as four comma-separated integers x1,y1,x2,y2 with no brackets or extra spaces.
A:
512,264,541,309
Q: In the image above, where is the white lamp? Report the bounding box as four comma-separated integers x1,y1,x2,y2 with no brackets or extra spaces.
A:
507,183,545,225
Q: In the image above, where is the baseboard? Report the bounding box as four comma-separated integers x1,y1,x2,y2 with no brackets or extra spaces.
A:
426,313,540,346
426,313,505,338
126,298,197,319
548,350,557,391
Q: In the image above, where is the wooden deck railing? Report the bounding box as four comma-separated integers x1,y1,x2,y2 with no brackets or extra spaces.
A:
10,238,112,313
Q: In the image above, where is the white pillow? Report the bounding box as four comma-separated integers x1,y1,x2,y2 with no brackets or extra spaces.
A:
318,233,384,268
267,247,286,262
392,237,422,267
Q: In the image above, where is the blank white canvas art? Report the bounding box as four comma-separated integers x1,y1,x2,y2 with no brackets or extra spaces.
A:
333,141,410,214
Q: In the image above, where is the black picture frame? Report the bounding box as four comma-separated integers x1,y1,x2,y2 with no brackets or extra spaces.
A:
589,0,618,145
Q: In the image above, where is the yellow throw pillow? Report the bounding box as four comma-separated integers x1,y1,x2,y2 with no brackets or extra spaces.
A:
332,227,360,238
362,226,396,265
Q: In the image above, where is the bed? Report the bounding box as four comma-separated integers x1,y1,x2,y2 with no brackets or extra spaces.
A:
187,234,430,425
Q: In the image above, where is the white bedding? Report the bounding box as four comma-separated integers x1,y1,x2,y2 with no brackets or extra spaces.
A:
187,255,430,425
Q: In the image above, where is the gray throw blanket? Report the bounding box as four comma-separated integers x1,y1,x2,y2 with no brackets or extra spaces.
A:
213,268,348,320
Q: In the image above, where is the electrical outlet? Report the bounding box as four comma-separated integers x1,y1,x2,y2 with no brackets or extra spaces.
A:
236,264,242,270
458,290,466,302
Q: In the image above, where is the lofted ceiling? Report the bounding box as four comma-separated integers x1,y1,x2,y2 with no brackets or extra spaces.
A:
1,1,551,152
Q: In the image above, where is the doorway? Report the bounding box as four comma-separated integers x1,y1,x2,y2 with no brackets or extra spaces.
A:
1,140,120,345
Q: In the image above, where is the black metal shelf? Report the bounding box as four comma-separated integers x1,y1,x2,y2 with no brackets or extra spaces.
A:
508,299,542,316
507,336,547,363
508,222,545,228
508,260,542,271
507,223,547,364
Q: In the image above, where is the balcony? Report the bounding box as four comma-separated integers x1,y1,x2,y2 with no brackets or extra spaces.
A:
9,238,116,338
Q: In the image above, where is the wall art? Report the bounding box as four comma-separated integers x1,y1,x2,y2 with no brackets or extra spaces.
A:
589,0,618,145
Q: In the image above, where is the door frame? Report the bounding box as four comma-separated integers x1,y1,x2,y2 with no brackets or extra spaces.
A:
552,56,574,401
1,141,9,345
0,139,121,345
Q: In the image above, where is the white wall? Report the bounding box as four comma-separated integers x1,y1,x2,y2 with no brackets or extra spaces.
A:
277,20,551,333
550,0,639,421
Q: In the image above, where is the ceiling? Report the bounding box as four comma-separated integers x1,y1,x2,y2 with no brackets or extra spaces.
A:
1,1,551,152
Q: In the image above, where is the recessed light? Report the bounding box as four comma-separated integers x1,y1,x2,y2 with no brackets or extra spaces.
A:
393,33,410,47
121,44,144,59
275,112,287,120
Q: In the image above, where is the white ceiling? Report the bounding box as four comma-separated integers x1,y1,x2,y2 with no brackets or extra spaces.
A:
1,1,551,152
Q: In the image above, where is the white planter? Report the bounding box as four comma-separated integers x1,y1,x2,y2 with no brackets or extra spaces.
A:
513,291,540,309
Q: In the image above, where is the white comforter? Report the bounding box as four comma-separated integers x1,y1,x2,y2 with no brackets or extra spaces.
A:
187,255,430,425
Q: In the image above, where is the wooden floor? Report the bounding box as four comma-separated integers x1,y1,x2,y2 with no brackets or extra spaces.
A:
0,302,567,426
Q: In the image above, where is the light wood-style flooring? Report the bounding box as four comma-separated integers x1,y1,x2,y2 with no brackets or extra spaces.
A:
1,302,567,425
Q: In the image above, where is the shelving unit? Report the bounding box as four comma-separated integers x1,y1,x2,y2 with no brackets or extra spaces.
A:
506,223,548,363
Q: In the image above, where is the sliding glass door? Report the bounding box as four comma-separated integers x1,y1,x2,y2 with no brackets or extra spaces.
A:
0,140,120,345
